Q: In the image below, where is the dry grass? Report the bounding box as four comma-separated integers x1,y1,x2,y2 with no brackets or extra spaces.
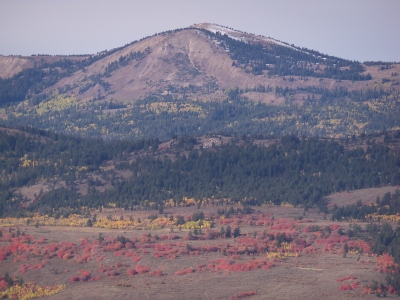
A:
0,55,89,79
0,56,34,79
325,186,400,207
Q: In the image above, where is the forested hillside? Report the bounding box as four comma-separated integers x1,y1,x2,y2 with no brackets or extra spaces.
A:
84,135,399,210
2,84,400,141
1,127,399,217
0,127,158,216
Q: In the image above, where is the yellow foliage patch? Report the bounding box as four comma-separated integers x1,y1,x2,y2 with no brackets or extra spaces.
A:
179,220,212,229
0,283,65,300
36,95,78,115
366,213,400,223
0,213,211,230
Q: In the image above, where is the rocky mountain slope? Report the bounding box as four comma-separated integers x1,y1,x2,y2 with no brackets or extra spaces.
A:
1,23,398,104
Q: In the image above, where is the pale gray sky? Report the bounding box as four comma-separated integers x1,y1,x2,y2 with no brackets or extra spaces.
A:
0,0,399,62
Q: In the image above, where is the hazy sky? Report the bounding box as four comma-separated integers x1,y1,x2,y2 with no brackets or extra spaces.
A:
1,0,399,62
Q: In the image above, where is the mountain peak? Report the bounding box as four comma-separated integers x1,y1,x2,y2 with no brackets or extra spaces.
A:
0,23,399,141
191,23,245,41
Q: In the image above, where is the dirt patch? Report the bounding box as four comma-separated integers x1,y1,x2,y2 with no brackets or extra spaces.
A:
0,55,89,79
0,56,34,78
17,181,66,200
242,91,285,105
325,186,400,207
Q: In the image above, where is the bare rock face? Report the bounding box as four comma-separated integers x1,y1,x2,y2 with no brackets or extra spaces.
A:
45,28,261,103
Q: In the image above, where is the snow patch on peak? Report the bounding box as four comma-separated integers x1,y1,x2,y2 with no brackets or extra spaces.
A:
200,24,243,41
193,23,301,52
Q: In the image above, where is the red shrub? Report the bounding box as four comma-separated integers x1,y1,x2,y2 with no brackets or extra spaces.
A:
127,268,136,276
0,253,7,261
235,290,257,298
36,237,47,244
113,250,126,257
339,284,352,290
336,275,356,282
346,240,371,254
388,286,397,294
107,270,117,277
203,245,219,252
149,269,163,277
0,279,7,292
175,268,194,276
133,256,142,263
261,262,275,270
75,254,90,264
44,244,58,252
135,264,150,274
78,270,91,277
351,281,360,289
70,276,80,282
179,249,189,255
96,255,105,261
330,224,342,231
152,252,166,258
376,253,398,274
89,276,101,282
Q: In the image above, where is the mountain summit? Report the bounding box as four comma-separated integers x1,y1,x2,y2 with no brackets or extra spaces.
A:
1,23,395,104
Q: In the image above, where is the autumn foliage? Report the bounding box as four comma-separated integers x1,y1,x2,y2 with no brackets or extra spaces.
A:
175,268,194,276
0,210,393,299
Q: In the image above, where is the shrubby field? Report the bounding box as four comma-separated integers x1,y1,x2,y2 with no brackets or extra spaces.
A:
1,202,400,299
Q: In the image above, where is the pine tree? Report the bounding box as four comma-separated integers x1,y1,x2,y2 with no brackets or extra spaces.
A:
225,225,232,238
220,226,225,237
233,227,241,237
